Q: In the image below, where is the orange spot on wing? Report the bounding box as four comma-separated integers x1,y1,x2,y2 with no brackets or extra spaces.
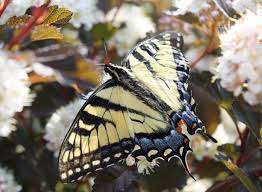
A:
177,119,186,127
176,120,187,134
192,123,197,129
176,126,182,133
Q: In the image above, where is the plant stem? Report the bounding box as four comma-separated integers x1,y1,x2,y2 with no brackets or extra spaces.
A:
190,22,217,68
0,0,10,17
206,165,262,192
236,145,262,166
6,0,50,50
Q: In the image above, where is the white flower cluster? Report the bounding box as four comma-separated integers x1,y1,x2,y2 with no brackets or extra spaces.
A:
52,0,104,30
217,7,262,106
172,0,260,18
172,0,209,15
0,50,34,137
178,177,213,192
0,166,22,192
171,0,221,22
44,98,85,156
229,0,260,13
106,4,155,56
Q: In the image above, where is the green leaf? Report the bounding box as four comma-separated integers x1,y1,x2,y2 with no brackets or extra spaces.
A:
197,160,227,178
76,184,92,192
0,26,15,43
221,160,259,192
190,71,262,144
43,5,73,25
91,22,117,47
55,182,64,192
5,15,31,28
143,159,187,192
189,80,221,134
231,99,262,144
217,144,240,162
93,166,141,192
31,25,64,41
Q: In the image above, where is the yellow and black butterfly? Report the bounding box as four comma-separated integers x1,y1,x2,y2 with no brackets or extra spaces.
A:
58,31,216,182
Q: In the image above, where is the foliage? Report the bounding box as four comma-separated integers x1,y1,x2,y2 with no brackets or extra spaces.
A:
0,0,261,192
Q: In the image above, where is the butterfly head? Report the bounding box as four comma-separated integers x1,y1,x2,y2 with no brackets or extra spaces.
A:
104,63,133,81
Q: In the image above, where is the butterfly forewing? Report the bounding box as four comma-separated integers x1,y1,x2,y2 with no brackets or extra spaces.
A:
58,80,179,182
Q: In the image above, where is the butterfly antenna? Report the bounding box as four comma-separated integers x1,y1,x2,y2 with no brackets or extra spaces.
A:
102,38,110,65
198,130,218,143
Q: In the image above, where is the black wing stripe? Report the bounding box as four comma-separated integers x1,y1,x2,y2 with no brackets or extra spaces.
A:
149,42,160,51
140,44,156,57
89,96,165,122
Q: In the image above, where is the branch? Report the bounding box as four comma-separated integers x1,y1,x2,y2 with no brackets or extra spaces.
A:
206,165,262,192
0,0,10,17
236,145,262,166
190,22,217,68
6,0,50,49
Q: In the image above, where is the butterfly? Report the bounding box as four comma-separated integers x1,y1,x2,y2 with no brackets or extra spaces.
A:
58,31,216,182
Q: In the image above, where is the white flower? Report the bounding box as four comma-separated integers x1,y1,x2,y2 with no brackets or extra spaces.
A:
44,98,86,156
0,117,16,138
191,134,212,161
51,0,104,30
32,62,55,77
191,108,240,161
0,50,34,137
178,177,213,192
106,4,155,56
232,0,260,13
172,0,208,15
62,28,78,39
217,7,262,105
0,166,22,192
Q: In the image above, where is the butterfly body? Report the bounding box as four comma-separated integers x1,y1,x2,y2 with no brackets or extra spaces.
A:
58,31,206,182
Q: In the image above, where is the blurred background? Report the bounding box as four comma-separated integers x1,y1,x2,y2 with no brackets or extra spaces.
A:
0,0,261,191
